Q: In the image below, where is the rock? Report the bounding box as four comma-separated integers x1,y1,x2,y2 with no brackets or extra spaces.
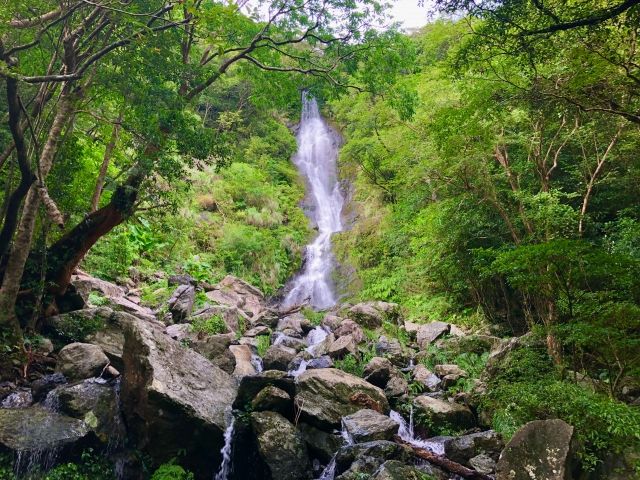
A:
307,355,333,369
36,337,54,356
190,333,236,374
335,441,412,479
413,364,441,392
372,460,432,480
164,323,192,341
434,364,467,377
327,334,357,359
322,314,343,330
277,313,308,335
295,368,389,430
0,389,32,408
441,374,463,389
334,320,364,343
0,406,91,471
384,374,408,399
469,454,496,474
342,409,399,442
403,321,420,339
412,396,475,431
230,345,258,377
167,284,196,322
121,318,237,477
263,345,297,371
56,343,109,381
244,325,271,337
416,321,450,347
191,305,241,333
206,275,265,319
251,411,311,480
234,370,296,409
53,379,125,444
449,324,466,337
496,419,576,480
443,430,503,465
348,302,398,329
86,310,138,371
251,386,292,415
273,333,307,351
375,335,408,366
31,373,67,402
363,357,393,388
298,422,344,461
168,274,197,286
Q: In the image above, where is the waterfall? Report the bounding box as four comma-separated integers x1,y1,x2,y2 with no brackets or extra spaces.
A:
317,455,337,480
214,418,235,480
389,408,445,455
283,94,344,310
289,325,330,377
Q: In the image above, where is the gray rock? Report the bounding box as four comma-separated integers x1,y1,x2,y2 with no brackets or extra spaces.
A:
443,430,503,465
434,364,467,377
372,460,433,480
190,305,242,333
31,373,67,402
413,364,441,392
298,422,344,461
167,284,196,322
251,411,311,480
335,441,412,479
322,314,343,330
334,320,364,343
121,318,237,477
168,274,196,286
469,454,496,474
295,368,389,430
308,355,333,369
86,310,138,371
244,325,271,337
363,357,393,388
496,419,576,480
56,343,109,381
230,344,258,377
412,395,475,431
206,275,265,319
348,302,398,329
384,374,408,399
327,334,357,359
375,335,408,366
416,321,450,347
251,386,292,415
234,370,296,409
190,333,236,374
0,389,32,408
342,409,399,442
263,345,297,371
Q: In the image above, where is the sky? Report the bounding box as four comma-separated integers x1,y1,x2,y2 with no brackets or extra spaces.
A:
389,0,433,30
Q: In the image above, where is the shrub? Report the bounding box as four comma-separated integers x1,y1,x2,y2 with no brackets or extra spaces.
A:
52,311,107,343
256,335,271,357
191,315,227,335
151,462,194,480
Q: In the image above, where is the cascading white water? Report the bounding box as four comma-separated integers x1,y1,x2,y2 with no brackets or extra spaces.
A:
389,408,446,455
214,418,235,480
283,94,344,310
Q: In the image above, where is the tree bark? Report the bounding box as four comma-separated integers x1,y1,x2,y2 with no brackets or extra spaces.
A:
90,112,122,212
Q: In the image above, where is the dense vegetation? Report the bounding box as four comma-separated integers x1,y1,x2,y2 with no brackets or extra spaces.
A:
1,0,639,476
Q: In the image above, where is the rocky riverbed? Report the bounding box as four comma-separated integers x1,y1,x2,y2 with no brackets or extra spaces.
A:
0,272,636,479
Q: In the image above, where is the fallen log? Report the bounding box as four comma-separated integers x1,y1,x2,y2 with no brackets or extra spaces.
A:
393,436,493,480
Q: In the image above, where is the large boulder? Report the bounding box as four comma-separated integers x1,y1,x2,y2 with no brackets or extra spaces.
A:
334,320,364,343
251,386,292,416
0,406,91,474
52,379,126,445
167,284,195,322
233,370,296,409
206,275,265,319
295,369,389,430
121,318,237,477
372,460,436,480
86,310,138,371
412,395,475,431
335,440,412,480
496,419,577,480
298,422,344,461
412,364,441,392
375,335,408,366
229,344,258,377
263,345,297,371
251,411,311,480
327,335,357,359
342,409,399,443
56,343,109,381
347,302,398,329
442,430,503,466
363,357,394,388
191,305,246,334
416,321,450,348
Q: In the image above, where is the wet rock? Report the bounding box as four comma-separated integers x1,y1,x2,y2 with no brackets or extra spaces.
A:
412,395,475,431
413,364,441,392
384,374,408,399
121,318,237,477
230,344,258,377
363,357,393,388
31,373,67,402
295,368,389,430
56,343,109,381
0,406,91,472
206,275,265,319
234,371,296,409
443,430,503,465
263,345,297,371
434,364,467,377
334,320,364,343
348,302,398,329
470,454,496,474
335,441,412,479
0,389,32,408
496,419,576,480
167,284,195,322
277,313,308,335
375,335,408,366
342,409,399,442
327,334,357,359
298,422,344,461
274,334,307,351
251,411,311,480
54,379,125,444
416,321,450,348
251,386,292,416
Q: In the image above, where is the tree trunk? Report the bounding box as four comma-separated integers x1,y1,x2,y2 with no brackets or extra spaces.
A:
0,91,72,328
90,112,122,211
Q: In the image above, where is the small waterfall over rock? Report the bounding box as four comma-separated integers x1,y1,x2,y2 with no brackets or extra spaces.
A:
389,408,445,455
214,417,235,480
283,94,344,309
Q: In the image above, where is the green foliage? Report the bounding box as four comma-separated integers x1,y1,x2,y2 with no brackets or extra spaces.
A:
334,344,377,377
88,292,109,307
151,461,194,480
302,308,325,326
0,450,115,480
52,312,106,343
191,315,227,336
256,335,271,357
